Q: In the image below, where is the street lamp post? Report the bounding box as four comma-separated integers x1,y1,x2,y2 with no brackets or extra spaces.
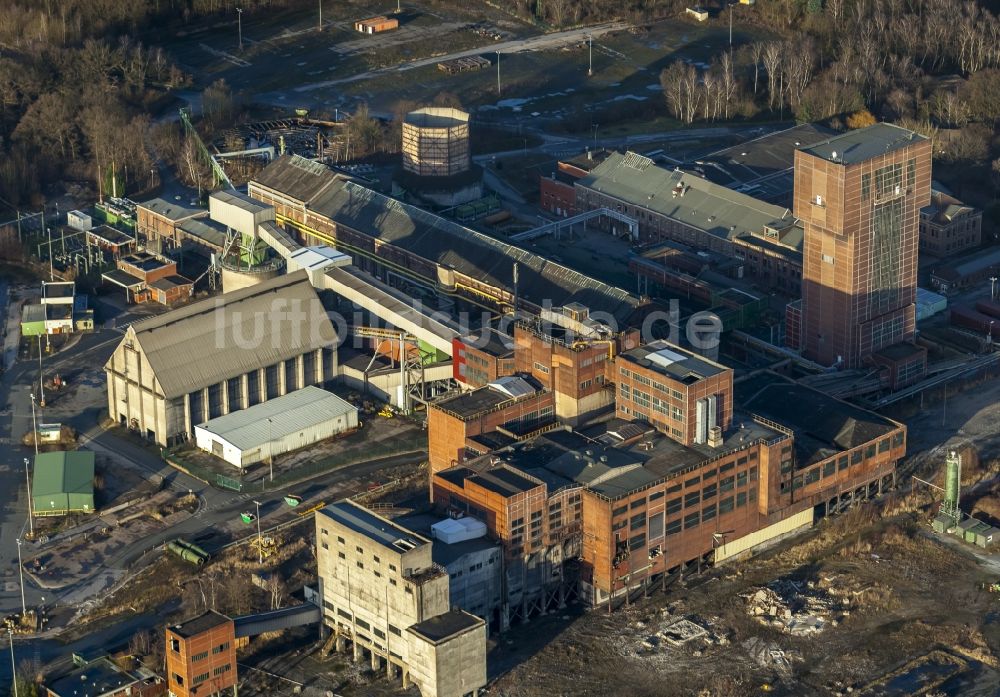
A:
588,35,593,76
267,418,274,483
318,0,322,31
16,538,26,618
989,320,995,344
23,459,34,538
29,395,38,457
496,51,501,96
8,628,17,697
253,500,263,564
37,340,44,407
991,276,997,302
236,8,244,51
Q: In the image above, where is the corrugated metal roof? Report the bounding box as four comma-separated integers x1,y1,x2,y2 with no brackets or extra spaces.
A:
579,151,794,241
250,154,339,205
195,386,356,451
310,179,640,320
210,189,272,215
33,451,94,497
249,157,640,319
120,271,336,398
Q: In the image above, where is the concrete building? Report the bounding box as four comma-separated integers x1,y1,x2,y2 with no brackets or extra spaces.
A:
104,271,337,446
795,123,931,368
194,386,358,469
165,611,237,697
397,512,504,632
44,655,164,697
135,199,207,252
919,188,982,257
315,501,487,697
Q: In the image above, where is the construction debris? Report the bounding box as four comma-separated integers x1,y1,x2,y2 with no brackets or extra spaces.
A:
743,577,856,636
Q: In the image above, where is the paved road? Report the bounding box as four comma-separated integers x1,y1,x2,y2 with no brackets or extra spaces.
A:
291,21,629,93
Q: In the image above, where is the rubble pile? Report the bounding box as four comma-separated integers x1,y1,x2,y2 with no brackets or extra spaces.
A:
622,606,731,660
743,577,854,636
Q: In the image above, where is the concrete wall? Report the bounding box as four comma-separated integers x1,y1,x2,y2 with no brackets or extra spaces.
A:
106,333,336,446
406,622,487,697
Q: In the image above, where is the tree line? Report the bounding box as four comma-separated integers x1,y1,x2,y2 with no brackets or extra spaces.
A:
659,0,1000,175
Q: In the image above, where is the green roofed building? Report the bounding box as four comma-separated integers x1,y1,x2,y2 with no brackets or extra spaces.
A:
32,451,96,516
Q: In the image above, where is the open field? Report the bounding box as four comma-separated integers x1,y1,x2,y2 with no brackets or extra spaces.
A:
155,5,770,132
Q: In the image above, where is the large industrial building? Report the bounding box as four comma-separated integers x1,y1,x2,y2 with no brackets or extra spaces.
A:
795,123,931,369
426,294,907,617
104,271,338,446
247,154,642,322
315,500,487,697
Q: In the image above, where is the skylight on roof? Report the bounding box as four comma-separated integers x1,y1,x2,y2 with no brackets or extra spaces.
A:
647,347,687,368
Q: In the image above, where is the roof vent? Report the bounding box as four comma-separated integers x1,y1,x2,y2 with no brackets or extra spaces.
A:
831,151,838,160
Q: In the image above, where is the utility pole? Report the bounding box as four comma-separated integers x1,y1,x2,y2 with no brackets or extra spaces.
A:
8,628,17,697
496,51,501,97
588,35,593,76
46,227,53,281
237,8,244,51
253,500,263,564
23,459,34,538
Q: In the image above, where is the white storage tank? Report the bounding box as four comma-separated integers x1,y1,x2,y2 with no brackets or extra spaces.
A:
432,516,487,544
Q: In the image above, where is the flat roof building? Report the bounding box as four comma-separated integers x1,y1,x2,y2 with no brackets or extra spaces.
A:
194,386,358,468
795,123,931,368
44,655,164,697
316,501,487,697
165,611,237,697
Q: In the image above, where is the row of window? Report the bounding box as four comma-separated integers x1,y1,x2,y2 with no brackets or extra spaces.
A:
784,433,901,492
619,368,684,400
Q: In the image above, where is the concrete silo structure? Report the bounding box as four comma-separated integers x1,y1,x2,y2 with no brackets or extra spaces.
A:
396,107,482,206
209,190,286,292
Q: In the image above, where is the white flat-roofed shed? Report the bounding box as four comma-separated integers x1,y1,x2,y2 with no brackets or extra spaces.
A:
194,385,358,469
